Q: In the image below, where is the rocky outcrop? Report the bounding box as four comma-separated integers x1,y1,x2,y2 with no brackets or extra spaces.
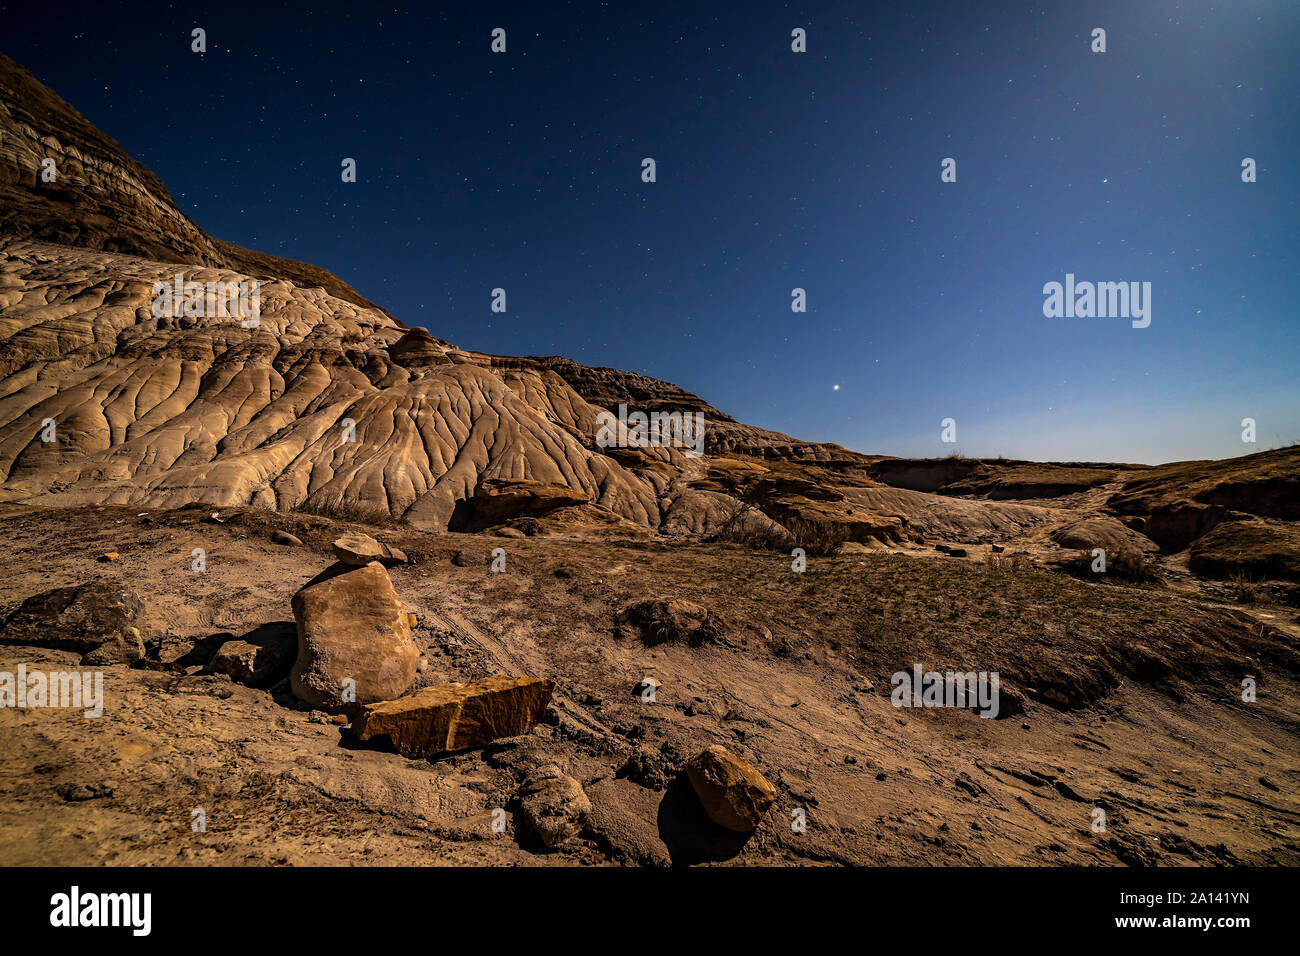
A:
0,54,382,312
0,581,146,664
352,675,554,758
1109,446,1300,522
0,240,664,529
289,562,418,712
617,598,723,646
468,478,591,529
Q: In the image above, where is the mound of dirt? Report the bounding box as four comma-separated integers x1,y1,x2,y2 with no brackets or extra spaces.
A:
1052,516,1158,556
1188,519,1300,582
1109,446,1300,522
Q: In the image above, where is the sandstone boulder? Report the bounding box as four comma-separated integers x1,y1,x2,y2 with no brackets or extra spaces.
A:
519,764,592,848
0,581,147,664
290,562,418,712
685,745,777,832
331,533,408,566
352,675,554,758
210,623,297,686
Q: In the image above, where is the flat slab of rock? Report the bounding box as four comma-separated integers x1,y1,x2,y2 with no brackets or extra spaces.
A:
685,745,777,832
353,675,554,758
519,764,592,848
290,562,418,712
331,532,408,566
0,582,146,664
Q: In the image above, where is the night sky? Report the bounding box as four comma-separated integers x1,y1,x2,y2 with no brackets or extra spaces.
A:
3,0,1297,464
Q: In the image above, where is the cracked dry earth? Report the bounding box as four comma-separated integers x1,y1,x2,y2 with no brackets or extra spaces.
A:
1,505,1297,867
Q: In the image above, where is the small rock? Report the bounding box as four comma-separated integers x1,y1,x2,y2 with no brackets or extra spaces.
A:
98,552,119,562
991,544,1006,554
519,765,592,848
59,782,114,801
495,527,527,538
685,745,777,833
331,532,408,566
209,625,296,686
451,551,473,567
271,531,303,547
947,548,968,558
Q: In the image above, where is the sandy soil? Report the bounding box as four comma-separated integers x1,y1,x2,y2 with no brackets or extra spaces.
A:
1,503,1297,866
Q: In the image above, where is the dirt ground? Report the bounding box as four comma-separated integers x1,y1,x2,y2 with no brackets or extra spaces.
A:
1,503,1297,866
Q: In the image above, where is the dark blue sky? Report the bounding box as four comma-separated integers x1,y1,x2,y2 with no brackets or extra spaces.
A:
4,0,1297,463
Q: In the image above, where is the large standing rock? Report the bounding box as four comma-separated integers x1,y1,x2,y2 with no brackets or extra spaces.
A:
290,562,418,712
331,533,408,566
0,582,147,664
519,765,592,848
685,745,777,832
352,675,554,757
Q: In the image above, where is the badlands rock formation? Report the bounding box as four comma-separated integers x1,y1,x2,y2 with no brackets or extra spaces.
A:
0,53,381,312
2,49,1298,579
2,52,1299,868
